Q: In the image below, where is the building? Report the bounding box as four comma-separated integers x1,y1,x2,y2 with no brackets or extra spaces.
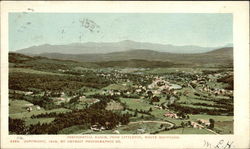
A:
190,121,202,129
197,119,211,127
164,112,178,119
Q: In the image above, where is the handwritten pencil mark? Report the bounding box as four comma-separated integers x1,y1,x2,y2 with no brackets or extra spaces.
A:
203,139,234,149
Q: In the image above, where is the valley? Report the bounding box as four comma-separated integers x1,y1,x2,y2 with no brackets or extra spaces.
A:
8,50,234,135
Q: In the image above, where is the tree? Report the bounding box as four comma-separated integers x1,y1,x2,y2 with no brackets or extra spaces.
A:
209,118,215,129
147,91,153,99
181,121,185,128
134,110,138,117
149,107,152,112
181,121,185,134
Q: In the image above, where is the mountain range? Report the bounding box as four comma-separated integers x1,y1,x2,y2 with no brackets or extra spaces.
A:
15,40,233,54
13,40,233,67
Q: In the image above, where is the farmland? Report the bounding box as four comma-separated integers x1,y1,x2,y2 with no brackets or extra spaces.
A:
8,53,233,134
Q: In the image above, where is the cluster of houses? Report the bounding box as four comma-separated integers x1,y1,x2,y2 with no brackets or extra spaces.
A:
90,125,106,131
190,121,203,129
190,72,233,96
24,103,41,112
198,85,233,96
148,77,182,92
90,122,121,132
197,119,211,127
189,119,211,129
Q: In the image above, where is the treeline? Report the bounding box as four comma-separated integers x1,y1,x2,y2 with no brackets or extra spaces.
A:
179,102,233,112
202,69,226,75
95,59,174,68
217,75,234,90
9,53,35,63
169,103,233,116
31,112,61,119
9,72,113,91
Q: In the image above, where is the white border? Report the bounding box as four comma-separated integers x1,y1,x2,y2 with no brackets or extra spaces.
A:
1,1,249,149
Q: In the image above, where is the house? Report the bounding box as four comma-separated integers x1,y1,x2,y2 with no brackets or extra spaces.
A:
113,130,120,134
136,89,142,93
90,125,101,131
164,112,178,119
190,121,202,129
26,107,33,112
197,119,211,127
24,91,33,95
36,106,41,110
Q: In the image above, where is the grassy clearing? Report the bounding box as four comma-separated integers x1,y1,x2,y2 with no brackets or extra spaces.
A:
150,109,166,120
179,104,222,110
120,98,152,111
9,100,33,114
189,114,233,122
178,95,216,105
9,68,65,76
104,84,129,91
214,121,233,134
159,127,214,134
9,108,71,119
106,101,124,111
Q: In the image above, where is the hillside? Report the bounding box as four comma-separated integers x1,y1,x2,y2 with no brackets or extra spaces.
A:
9,52,184,69
9,53,99,70
10,46,233,68
34,47,233,67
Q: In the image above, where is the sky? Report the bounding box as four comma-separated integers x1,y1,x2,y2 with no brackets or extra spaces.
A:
9,13,233,51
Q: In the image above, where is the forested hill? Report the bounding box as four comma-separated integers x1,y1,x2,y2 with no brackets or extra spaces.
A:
9,47,233,68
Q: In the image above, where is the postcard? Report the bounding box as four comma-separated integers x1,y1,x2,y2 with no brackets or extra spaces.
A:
0,1,249,149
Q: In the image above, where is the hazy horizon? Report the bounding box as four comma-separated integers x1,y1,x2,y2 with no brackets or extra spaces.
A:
9,13,233,51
